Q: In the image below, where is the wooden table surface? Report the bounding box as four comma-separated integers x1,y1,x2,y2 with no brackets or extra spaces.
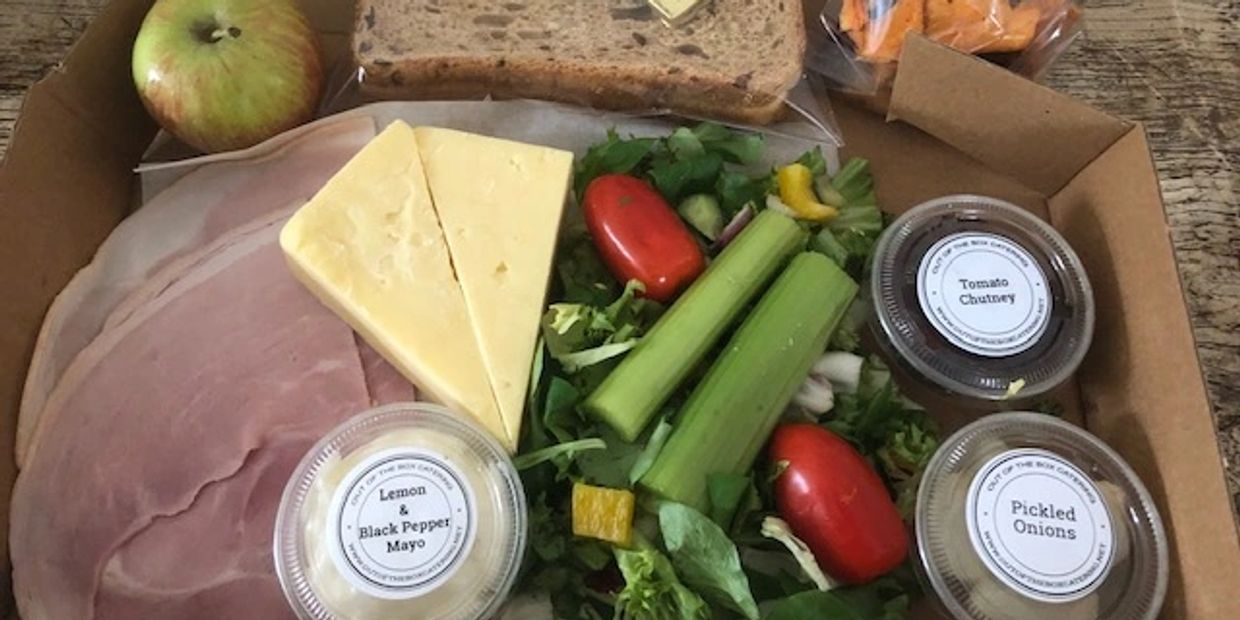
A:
2,0,1237,516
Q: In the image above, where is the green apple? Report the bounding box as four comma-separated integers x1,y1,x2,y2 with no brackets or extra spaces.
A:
132,0,323,153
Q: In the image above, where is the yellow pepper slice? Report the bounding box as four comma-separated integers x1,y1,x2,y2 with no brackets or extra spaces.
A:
777,163,838,222
571,483,635,547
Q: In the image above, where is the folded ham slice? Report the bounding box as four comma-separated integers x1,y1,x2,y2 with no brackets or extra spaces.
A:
94,440,307,620
11,215,411,619
17,116,377,467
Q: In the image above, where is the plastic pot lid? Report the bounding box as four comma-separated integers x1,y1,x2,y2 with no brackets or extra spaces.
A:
870,195,1094,402
915,412,1168,620
274,402,526,620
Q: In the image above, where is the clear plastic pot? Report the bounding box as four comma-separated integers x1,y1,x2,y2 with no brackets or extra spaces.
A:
274,403,526,620
869,195,1094,403
915,412,1168,619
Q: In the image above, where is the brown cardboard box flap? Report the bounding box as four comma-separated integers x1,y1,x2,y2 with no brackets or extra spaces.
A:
0,0,156,613
1051,127,1240,618
889,36,1131,196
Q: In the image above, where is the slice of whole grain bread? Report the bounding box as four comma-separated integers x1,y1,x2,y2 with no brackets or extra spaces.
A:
353,0,806,125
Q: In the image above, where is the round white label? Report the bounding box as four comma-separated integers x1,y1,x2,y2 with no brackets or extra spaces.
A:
327,448,476,600
965,449,1115,603
917,232,1051,357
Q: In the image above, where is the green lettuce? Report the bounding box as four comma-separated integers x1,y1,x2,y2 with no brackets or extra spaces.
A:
614,541,710,620
657,502,760,619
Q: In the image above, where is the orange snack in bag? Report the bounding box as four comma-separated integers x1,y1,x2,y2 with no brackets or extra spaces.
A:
840,0,926,63
841,0,1055,62
925,0,1041,53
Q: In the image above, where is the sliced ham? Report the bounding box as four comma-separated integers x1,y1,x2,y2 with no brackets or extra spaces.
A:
357,333,420,405
10,217,411,619
17,116,377,466
94,442,305,620
101,205,300,333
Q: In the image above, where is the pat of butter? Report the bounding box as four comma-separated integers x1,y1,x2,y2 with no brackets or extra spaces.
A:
649,0,708,26
279,121,510,450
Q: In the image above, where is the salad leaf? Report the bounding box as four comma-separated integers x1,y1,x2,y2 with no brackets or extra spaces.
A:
614,542,711,620
542,280,661,377
760,516,837,592
877,415,939,519
649,151,724,204
628,417,674,485
764,590,866,620
658,502,761,619
556,236,620,306
513,438,607,473
524,341,552,452
567,357,625,396
824,357,903,450
576,426,646,488
574,540,614,572
716,171,771,216
739,548,808,603
574,129,658,199
830,201,883,236
795,147,829,178
810,227,850,268
557,341,639,373
541,377,583,443
527,493,569,563
828,298,870,353
877,420,939,481
697,126,764,165
521,492,612,619
830,157,875,205
496,594,556,620
667,127,707,160
708,133,765,166
811,227,877,280
670,122,765,165
764,569,914,620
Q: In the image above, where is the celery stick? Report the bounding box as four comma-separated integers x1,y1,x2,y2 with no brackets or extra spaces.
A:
640,253,859,510
583,211,806,441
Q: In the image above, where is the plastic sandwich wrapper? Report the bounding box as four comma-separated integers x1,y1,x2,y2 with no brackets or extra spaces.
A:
325,0,847,147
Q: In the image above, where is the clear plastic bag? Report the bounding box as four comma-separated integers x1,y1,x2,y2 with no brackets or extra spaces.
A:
326,0,844,145
807,0,1083,96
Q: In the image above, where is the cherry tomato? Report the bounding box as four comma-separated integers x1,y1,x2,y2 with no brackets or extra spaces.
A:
582,174,705,303
769,424,908,584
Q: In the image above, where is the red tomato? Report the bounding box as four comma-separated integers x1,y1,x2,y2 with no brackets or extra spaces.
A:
769,424,909,584
582,174,705,303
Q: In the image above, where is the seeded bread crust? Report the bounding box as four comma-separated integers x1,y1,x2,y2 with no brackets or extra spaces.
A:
353,0,806,125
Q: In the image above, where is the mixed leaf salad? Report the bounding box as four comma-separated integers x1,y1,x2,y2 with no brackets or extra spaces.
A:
512,123,940,619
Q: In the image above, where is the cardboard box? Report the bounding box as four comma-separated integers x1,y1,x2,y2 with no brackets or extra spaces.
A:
0,1,1236,618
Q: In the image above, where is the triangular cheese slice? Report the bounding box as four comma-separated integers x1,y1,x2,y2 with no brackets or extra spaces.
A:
415,127,572,448
279,121,507,448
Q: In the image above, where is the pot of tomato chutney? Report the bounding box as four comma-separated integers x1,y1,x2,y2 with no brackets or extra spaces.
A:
868,195,1095,404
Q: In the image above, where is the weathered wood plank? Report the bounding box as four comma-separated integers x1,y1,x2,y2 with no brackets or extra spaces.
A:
1,0,1237,518
1044,0,1239,517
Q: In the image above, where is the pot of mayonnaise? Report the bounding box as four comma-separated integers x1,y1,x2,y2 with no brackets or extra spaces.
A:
274,403,526,620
